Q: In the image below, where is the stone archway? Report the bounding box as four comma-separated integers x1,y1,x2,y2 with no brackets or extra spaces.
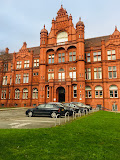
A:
56,87,65,102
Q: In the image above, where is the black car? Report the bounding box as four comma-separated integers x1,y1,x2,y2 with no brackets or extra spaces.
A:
26,103,65,118
48,102,74,116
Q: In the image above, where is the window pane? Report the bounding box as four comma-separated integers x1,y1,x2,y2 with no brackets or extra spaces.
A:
110,91,113,97
94,72,97,79
107,51,111,55
112,55,116,60
108,67,112,71
112,50,115,54
113,71,117,78
108,55,111,60
113,66,116,71
94,56,97,62
87,57,90,62
98,56,101,61
69,72,72,78
62,57,65,62
109,72,112,79
69,56,72,61
73,56,76,61
114,91,118,97
73,72,76,79
59,57,61,62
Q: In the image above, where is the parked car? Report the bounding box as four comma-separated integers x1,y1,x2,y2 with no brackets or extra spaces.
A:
63,103,81,113
26,103,65,118
48,102,74,116
72,102,91,113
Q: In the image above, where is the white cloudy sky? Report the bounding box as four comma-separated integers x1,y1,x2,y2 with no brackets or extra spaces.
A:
0,0,120,53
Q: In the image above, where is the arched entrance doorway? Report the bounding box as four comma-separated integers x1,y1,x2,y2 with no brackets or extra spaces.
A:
57,87,65,102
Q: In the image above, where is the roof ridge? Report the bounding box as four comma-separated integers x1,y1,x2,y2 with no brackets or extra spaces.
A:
85,35,110,40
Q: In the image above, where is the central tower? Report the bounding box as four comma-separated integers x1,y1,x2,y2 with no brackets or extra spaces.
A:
39,5,85,104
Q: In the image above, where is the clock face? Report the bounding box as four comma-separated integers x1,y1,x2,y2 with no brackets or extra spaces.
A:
57,32,68,44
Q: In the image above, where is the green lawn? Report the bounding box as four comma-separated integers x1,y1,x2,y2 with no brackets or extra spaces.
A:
0,111,120,160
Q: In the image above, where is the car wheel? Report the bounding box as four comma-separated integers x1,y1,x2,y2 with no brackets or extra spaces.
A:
28,111,33,117
51,112,57,118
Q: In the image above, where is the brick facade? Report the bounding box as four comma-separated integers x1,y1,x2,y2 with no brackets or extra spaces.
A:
0,5,120,111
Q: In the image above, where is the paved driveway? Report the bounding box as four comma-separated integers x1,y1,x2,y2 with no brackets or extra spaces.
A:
0,108,70,129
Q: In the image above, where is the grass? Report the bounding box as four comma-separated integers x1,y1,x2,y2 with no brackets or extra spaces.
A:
0,111,120,160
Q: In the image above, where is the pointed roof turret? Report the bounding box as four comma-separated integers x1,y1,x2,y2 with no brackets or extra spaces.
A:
76,17,84,27
41,24,48,34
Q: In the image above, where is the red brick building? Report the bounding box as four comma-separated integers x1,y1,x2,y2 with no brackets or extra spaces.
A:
0,5,120,111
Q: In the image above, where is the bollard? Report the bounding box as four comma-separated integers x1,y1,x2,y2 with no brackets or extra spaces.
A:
86,110,88,115
75,112,76,119
55,115,57,126
80,112,81,117
55,114,60,126
68,113,69,121
59,115,61,125
65,112,68,123
73,111,74,120
84,110,85,116
78,110,81,117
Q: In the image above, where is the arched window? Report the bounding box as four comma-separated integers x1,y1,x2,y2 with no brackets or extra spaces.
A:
15,89,20,99
58,68,65,81
95,86,103,98
23,88,28,99
109,85,118,98
57,32,68,44
32,88,38,99
85,86,92,98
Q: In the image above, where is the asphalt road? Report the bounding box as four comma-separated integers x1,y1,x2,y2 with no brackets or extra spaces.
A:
0,108,71,129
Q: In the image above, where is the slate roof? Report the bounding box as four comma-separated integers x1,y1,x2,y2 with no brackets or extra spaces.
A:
0,53,13,62
28,46,40,56
85,35,110,48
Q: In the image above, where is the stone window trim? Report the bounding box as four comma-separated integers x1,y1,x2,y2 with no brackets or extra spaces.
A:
86,53,90,62
33,59,39,67
24,60,30,68
16,61,22,69
107,50,116,60
85,86,92,98
23,88,28,99
69,51,76,62
58,53,65,63
95,86,103,98
93,51,101,62
48,54,54,64
94,67,102,79
32,88,38,99
108,66,117,79
15,89,20,99
109,85,118,98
